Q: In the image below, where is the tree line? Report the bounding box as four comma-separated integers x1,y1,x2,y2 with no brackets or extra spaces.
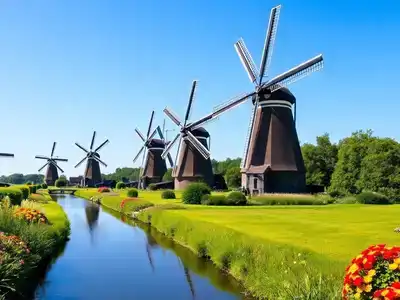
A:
1,130,398,200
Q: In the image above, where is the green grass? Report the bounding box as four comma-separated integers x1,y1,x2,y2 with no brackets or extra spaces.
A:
72,188,400,298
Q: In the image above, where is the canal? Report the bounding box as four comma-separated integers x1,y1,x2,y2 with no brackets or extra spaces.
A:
35,195,247,300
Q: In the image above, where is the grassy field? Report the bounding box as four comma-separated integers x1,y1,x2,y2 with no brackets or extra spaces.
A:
70,188,400,298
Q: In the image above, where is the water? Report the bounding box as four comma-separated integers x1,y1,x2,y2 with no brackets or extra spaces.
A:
35,195,247,300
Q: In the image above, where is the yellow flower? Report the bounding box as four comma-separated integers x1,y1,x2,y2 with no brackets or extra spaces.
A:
364,275,373,283
368,269,376,276
356,287,363,294
354,292,361,299
394,258,400,265
389,263,398,270
348,263,359,274
382,290,389,296
364,284,372,292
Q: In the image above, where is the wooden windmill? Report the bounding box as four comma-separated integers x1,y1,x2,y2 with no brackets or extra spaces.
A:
133,111,174,189
74,131,109,187
35,142,68,186
231,4,324,194
161,81,216,190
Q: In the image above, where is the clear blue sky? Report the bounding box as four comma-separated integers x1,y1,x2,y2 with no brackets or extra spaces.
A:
0,0,399,177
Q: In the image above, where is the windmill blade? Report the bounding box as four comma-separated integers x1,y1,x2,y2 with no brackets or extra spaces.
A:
75,142,89,153
90,131,96,150
187,92,255,131
94,139,109,153
38,162,49,172
146,110,155,138
166,153,174,168
139,145,147,178
74,156,88,168
259,4,281,82
264,54,324,92
35,155,49,160
0,153,14,157
53,158,68,162
133,146,146,164
186,131,210,160
172,137,182,176
161,133,180,159
156,126,164,140
51,161,64,173
183,80,197,126
163,108,182,127
147,128,158,141
93,155,107,167
235,39,259,84
135,128,146,142
50,142,56,157
240,103,257,169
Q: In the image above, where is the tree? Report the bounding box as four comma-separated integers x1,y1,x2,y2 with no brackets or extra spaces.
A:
212,157,241,175
301,133,338,187
225,167,241,188
329,130,375,194
162,168,173,181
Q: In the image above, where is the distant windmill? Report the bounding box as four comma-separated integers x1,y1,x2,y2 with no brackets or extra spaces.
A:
133,111,174,189
35,142,68,186
74,131,109,187
161,80,216,190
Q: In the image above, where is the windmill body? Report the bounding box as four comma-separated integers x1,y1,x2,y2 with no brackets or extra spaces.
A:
133,111,174,189
174,127,213,190
241,88,306,193
75,132,109,187
35,142,68,186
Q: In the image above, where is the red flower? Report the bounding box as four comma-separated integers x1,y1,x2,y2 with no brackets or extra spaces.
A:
391,282,400,289
353,276,363,287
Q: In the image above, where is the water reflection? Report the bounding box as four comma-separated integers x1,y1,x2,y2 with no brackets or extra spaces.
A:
84,202,100,244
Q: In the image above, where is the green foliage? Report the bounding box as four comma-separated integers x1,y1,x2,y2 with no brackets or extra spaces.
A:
25,181,33,185
0,188,23,206
161,190,176,199
211,157,241,175
127,188,139,198
182,182,211,204
301,133,338,187
148,183,157,191
55,178,67,188
250,195,327,206
103,167,140,182
162,168,173,181
356,191,392,205
224,167,241,188
226,191,247,205
116,182,126,189
41,183,48,189
0,174,44,185
17,186,30,200
201,194,227,205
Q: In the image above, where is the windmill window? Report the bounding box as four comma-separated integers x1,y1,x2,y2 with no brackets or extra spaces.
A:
253,177,258,189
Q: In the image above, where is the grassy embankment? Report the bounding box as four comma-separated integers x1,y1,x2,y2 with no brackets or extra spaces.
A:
73,188,399,299
0,186,70,299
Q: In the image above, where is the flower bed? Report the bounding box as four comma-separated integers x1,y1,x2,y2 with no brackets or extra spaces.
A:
14,207,49,224
98,187,110,193
343,244,400,299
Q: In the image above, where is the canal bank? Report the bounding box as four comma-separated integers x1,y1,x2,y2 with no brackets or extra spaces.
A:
35,195,247,299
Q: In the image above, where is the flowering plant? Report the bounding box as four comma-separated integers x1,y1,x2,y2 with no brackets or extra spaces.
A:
120,198,137,210
0,231,30,258
343,244,400,299
14,207,49,224
98,187,110,193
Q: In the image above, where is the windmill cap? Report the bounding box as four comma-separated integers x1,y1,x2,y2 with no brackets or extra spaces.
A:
148,138,167,148
191,127,210,138
253,87,296,104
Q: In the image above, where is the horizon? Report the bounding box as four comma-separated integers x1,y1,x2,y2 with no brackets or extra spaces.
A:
0,0,399,177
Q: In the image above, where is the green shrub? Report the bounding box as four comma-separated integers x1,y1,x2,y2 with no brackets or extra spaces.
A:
226,191,247,206
0,188,23,206
17,186,30,200
31,185,37,194
356,191,392,205
41,183,48,189
182,182,211,204
116,182,126,189
201,194,227,205
335,196,358,204
127,188,139,198
148,183,157,191
328,189,345,198
161,190,176,199
55,179,67,188
25,181,32,186
250,195,326,206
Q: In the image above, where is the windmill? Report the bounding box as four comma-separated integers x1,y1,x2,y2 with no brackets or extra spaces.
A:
0,148,14,173
161,80,217,190
230,4,324,194
35,142,68,186
74,131,109,187
133,111,174,189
